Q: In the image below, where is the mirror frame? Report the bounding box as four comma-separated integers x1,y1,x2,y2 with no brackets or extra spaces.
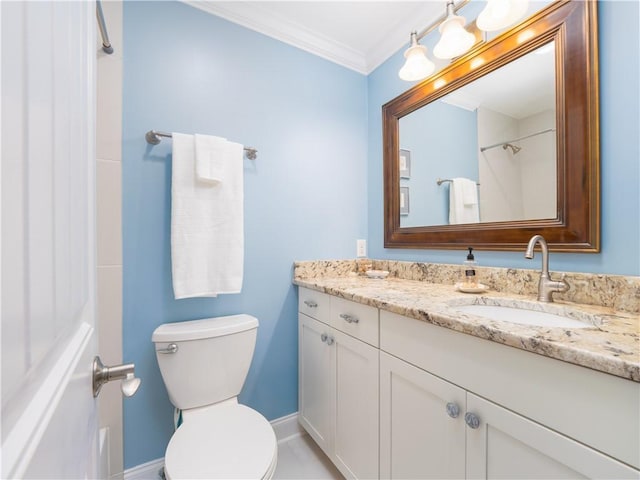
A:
383,0,599,252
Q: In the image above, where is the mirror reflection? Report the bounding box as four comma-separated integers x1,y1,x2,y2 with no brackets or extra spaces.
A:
399,41,556,227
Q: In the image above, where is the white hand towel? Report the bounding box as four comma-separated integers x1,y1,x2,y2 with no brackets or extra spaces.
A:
171,132,244,299
449,177,480,224
195,134,227,185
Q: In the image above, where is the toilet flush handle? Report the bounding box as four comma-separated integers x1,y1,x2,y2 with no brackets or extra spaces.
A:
157,343,178,354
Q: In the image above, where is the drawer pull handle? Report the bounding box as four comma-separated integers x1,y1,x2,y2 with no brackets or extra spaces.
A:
339,313,359,324
304,300,318,308
446,402,460,418
320,333,328,343
465,412,480,429
326,336,335,346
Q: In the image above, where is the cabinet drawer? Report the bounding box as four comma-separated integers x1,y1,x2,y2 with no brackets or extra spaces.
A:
331,297,379,346
298,287,331,324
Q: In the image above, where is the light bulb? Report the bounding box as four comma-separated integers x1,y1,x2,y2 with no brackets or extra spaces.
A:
433,1,476,60
477,0,530,32
399,32,435,82
433,13,476,59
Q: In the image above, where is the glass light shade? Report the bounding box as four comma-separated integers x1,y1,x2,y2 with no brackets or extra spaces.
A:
433,14,476,59
477,0,529,32
399,44,435,81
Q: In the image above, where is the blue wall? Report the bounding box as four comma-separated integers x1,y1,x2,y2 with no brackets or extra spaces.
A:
122,2,367,468
122,0,639,470
367,0,640,275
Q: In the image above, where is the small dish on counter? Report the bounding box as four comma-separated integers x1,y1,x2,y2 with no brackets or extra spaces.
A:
455,282,489,294
366,270,390,279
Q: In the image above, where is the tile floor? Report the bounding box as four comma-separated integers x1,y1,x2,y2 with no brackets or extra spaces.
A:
273,434,344,479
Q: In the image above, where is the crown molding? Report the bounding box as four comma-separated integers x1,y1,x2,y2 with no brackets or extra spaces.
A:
185,1,369,74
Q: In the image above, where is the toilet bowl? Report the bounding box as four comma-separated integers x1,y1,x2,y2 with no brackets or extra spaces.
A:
152,315,277,480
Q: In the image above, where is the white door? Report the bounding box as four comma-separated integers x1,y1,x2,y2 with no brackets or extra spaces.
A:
1,1,100,478
380,351,466,480
333,329,379,480
465,393,639,479
298,314,335,454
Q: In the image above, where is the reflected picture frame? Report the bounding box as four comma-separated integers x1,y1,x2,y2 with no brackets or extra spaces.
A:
399,149,411,178
400,187,410,215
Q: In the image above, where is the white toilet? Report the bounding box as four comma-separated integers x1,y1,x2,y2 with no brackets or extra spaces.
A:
152,314,277,479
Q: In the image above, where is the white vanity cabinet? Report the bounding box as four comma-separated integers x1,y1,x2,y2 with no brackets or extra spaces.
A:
380,310,639,479
298,288,379,479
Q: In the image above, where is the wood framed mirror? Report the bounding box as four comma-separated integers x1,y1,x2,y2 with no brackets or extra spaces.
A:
383,0,599,252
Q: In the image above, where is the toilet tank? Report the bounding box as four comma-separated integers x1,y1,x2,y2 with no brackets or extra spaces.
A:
152,314,258,410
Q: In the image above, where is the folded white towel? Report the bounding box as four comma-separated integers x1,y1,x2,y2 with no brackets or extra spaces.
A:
171,132,244,299
195,134,227,185
461,179,478,206
449,177,480,224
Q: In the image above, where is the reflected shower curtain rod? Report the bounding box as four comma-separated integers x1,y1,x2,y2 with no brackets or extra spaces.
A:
145,130,258,160
479,128,556,153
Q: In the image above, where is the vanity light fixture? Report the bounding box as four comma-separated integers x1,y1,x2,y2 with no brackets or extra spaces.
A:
433,0,476,59
399,0,531,81
398,0,472,81
398,32,435,81
477,0,529,32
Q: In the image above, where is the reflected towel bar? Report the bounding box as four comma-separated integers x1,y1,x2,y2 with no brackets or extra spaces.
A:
145,130,258,160
437,178,480,186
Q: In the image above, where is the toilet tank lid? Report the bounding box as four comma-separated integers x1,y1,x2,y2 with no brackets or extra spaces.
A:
152,314,258,343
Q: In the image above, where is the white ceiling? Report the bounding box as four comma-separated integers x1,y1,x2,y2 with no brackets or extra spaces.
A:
185,1,447,74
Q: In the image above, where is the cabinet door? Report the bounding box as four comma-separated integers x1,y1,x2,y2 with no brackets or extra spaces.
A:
333,330,379,479
466,393,639,479
299,314,335,454
380,352,466,479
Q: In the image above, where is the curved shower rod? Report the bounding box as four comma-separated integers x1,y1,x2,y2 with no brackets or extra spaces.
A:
480,128,556,153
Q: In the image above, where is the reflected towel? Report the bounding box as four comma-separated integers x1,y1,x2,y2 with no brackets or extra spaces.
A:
171,132,244,299
449,177,479,224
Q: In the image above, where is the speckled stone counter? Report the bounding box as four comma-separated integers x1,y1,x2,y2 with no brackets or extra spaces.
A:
293,260,640,382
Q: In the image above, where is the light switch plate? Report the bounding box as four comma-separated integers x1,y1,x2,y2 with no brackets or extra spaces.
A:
357,239,367,257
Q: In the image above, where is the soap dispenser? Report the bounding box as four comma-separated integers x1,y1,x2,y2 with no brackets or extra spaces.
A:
462,247,478,288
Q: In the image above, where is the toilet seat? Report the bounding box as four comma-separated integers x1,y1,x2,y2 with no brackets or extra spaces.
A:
165,404,277,479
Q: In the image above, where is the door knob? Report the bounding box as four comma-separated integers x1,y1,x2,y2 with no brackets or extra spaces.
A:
93,356,141,398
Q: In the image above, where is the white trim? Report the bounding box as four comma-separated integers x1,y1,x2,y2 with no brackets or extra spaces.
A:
184,1,368,74
123,412,302,479
123,457,164,480
272,412,304,444
1,322,94,479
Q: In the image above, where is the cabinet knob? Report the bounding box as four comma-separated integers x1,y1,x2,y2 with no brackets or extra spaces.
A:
304,300,318,308
326,336,335,346
320,333,328,343
446,402,460,418
339,313,359,324
464,412,481,429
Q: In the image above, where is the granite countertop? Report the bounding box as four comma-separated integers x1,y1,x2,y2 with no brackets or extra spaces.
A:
293,273,640,382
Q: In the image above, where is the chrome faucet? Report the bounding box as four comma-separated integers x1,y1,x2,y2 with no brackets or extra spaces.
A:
525,235,569,302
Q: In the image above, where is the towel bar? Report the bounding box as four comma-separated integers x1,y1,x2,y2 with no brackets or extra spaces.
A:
145,130,258,160
437,178,480,186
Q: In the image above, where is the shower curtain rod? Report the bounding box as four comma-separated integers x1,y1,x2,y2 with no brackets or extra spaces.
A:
479,128,556,153
96,0,113,54
145,130,258,160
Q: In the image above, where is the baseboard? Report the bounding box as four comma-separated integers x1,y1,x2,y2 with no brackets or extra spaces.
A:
123,458,164,480
271,412,304,443
123,412,302,479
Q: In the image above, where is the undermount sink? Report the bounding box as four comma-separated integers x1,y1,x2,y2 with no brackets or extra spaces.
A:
451,303,599,329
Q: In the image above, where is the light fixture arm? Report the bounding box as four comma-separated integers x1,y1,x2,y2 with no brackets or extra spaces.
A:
414,0,471,42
